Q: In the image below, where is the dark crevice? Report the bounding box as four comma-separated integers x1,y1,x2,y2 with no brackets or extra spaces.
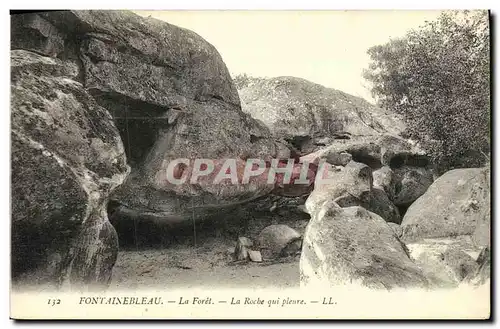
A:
194,93,232,106
350,151,382,170
285,136,312,153
250,134,266,144
397,204,410,218
90,90,172,168
332,133,351,140
389,155,406,169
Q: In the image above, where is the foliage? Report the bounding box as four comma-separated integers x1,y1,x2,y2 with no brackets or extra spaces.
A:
233,73,253,89
363,10,490,172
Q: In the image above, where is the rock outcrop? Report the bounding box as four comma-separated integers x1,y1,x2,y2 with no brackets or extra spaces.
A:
11,49,129,289
300,132,433,220
405,236,482,287
10,10,297,289
300,202,429,289
298,150,492,289
11,10,284,230
237,76,406,155
373,166,396,200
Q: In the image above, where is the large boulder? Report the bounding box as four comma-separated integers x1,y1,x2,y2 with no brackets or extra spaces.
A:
401,167,490,244
11,10,282,226
11,49,129,289
300,202,430,289
237,76,406,155
305,161,400,223
401,167,491,287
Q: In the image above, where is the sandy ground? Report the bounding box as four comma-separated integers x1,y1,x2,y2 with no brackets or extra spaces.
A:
109,214,308,291
12,212,308,292
110,239,301,291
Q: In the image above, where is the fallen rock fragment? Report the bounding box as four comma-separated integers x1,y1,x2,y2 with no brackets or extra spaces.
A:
234,236,253,261
248,250,263,262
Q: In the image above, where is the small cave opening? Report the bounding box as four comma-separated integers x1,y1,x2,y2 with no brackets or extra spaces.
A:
91,91,172,169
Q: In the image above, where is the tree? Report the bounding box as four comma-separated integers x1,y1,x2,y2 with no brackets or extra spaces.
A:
363,10,490,172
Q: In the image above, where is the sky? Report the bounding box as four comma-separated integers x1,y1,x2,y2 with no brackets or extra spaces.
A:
135,10,445,103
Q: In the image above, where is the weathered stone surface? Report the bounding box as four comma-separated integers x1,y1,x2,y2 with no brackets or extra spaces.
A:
273,161,317,197
238,76,406,155
364,188,401,224
112,157,316,227
373,166,396,200
10,10,281,227
379,134,430,168
305,161,399,223
400,168,491,286
464,247,490,286
11,13,66,58
305,161,372,215
300,134,427,170
472,185,491,248
256,225,302,260
11,49,128,289
325,152,352,166
300,136,382,168
401,168,490,244
248,250,263,262
406,236,480,287
300,203,430,289
392,166,434,207
387,222,403,238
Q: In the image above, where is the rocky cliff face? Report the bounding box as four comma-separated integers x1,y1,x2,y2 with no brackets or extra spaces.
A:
10,10,282,289
11,49,128,289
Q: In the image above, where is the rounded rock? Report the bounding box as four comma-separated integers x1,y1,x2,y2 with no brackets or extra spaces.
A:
256,224,302,260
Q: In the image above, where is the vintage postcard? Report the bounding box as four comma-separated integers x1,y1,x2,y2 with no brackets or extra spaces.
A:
9,9,491,320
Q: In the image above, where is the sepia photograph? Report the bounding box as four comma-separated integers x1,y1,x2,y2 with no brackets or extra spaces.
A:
8,8,491,320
